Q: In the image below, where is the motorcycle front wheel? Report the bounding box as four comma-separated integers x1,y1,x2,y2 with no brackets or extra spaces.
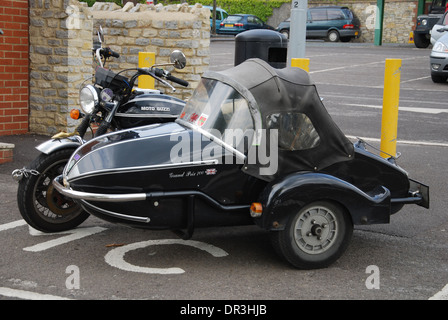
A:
17,148,89,232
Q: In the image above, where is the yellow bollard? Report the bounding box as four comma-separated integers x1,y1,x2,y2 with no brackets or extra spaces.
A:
138,52,155,89
291,58,309,72
380,59,401,159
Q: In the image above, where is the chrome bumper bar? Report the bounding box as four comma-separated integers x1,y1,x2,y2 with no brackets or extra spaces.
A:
53,175,250,211
53,175,146,202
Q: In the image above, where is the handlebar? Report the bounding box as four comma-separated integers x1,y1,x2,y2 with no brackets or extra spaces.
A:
139,67,189,87
100,47,120,59
93,45,188,90
94,47,120,68
165,73,189,87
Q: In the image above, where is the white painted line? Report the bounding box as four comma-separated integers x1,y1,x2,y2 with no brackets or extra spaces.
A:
211,63,234,69
317,82,447,93
429,284,448,300
310,56,426,75
310,59,385,74
322,93,448,107
310,65,351,74
346,135,448,148
0,287,72,300
23,226,107,252
0,219,27,232
210,52,232,56
346,103,448,114
400,75,431,83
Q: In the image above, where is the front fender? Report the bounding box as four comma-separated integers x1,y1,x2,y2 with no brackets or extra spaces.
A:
36,135,84,155
256,172,391,230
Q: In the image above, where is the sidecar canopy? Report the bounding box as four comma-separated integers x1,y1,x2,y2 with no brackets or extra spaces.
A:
179,58,354,181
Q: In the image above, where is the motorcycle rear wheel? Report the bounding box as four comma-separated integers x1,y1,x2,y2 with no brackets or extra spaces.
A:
17,148,89,232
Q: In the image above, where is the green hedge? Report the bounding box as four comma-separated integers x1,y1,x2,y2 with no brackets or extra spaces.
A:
80,0,119,6
80,1,290,23
157,0,290,22
80,0,146,7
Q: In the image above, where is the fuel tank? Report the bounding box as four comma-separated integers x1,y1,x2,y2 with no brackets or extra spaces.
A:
115,92,185,129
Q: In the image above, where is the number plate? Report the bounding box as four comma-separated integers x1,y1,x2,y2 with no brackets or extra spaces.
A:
225,24,233,28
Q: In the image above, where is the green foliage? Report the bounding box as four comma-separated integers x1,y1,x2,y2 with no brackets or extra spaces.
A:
80,1,290,22
79,0,96,6
80,0,147,7
185,0,291,22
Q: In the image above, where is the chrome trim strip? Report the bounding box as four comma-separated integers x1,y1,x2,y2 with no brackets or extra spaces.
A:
53,175,146,202
80,200,150,223
115,113,178,118
123,97,185,107
67,159,219,183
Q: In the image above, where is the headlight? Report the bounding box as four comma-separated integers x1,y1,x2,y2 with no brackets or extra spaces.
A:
79,85,99,114
422,19,427,26
432,41,448,53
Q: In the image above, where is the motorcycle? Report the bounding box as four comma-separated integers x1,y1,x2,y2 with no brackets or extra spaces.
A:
53,58,429,269
12,28,188,233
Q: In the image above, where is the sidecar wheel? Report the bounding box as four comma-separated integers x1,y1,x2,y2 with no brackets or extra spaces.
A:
270,201,353,269
17,149,89,232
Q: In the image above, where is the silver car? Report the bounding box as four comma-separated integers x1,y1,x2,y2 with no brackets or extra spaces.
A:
430,31,448,83
430,11,448,45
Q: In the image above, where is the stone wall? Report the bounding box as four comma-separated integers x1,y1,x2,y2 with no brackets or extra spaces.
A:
91,2,210,101
269,0,418,44
29,0,210,135
344,0,417,43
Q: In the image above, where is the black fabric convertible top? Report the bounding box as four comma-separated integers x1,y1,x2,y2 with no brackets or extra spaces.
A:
202,58,354,181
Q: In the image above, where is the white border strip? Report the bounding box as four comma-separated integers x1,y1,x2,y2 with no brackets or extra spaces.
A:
429,284,448,300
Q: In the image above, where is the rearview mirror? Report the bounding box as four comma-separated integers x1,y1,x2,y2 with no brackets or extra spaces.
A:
97,25,104,43
170,50,187,69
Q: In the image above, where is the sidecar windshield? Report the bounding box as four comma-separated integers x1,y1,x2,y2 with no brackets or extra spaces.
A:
177,78,254,151
177,59,354,181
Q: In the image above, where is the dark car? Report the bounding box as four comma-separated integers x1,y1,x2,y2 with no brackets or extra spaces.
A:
54,58,429,269
217,14,274,35
277,6,361,42
414,0,447,48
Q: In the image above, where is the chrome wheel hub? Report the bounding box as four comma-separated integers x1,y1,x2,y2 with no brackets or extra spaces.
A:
294,206,338,254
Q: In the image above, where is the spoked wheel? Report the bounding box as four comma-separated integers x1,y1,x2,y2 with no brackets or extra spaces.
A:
16,148,89,232
270,201,353,269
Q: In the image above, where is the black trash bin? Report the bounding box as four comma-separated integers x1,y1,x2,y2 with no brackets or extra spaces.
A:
234,29,288,68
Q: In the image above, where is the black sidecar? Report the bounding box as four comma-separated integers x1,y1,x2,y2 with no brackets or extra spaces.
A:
54,59,429,269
